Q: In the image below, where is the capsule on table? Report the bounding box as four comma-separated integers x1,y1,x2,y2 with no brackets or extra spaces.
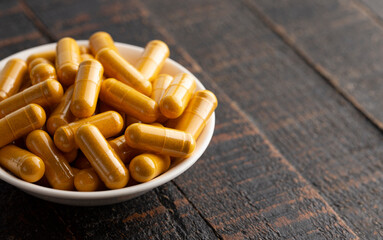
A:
160,73,196,119
89,31,118,55
125,123,195,158
75,124,129,189
0,104,46,148
151,74,173,122
129,153,170,183
74,168,104,191
80,53,95,61
0,79,63,118
109,135,140,164
54,111,124,152
56,37,81,86
100,78,159,123
26,130,74,190
26,51,56,65
136,40,169,82
96,48,151,96
29,60,57,85
175,90,217,139
46,85,75,135
0,145,45,182
0,59,27,101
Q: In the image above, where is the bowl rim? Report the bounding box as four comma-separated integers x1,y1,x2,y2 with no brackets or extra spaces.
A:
0,40,215,200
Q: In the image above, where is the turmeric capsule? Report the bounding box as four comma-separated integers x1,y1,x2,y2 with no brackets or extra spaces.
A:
28,58,51,72
96,48,152,96
46,85,75,135
109,135,140,164
175,90,218,139
160,73,196,119
27,51,56,65
79,45,91,54
0,79,63,118
26,130,74,190
136,40,169,82
80,53,95,61
74,168,103,192
89,31,118,55
75,124,129,189
54,111,123,152
0,59,27,101
125,123,196,158
129,153,170,183
29,61,57,85
100,78,159,123
151,74,173,122
0,145,45,182
70,60,103,118
56,37,81,86
0,104,46,148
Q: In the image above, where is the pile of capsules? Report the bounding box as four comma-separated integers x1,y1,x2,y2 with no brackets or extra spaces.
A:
0,31,217,191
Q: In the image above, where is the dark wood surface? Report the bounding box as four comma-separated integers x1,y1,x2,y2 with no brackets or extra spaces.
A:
1,0,382,239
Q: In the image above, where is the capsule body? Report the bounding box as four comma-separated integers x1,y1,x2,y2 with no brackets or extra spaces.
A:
125,123,195,158
0,59,27,101
56,37,81,86
30,61,57,85
71,60,103,118
160,73,196,119
0,79,63,118
129,153,170,182
27,51,56,65
0,104,46,148
26,130,74,190
75,124,129,189
89,31,118,55
96,48,151,96
54,111,123,152
74,168,103,191
0,145,45,182
28,58,51,72
109,135,139,163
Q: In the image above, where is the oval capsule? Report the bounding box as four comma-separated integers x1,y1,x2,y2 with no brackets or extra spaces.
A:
27,51,56,65
74,168,104,192
109,135,140,164
29,60,57,85
160,73,196,119
71,60,103,118
125,123,195,158
129,153,170,182
0,79,63,118
96,48,152,96
151,74,173,122
89,31,118,55
56,37,81,86
75,124,129,189
28,58,51,72
0,145,45,182
54,111,124,152
26,130,74,190
0,58,27,101
136,40,169,82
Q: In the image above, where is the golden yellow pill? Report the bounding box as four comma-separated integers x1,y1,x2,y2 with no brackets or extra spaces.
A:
0,79,63,118
96,48,152,96
175,90,217,139
79,45,90,54
129,153,170,183
80,53,95,61
0,104,46,148
89,31,118,55
100,78,159,123
125,123,195,158
54,111,123,152
0,145,45,182
71,60,103,118
26,51,56,65
109,135,140,164
26,130,74,190
28,58,50,72
136,40,169,82
46,85,75,135
56,37,81,86
160,73,196,119
30,61,57,85
74,168,103,192
75,124,129,189
151,74,173,122
0,58,27,101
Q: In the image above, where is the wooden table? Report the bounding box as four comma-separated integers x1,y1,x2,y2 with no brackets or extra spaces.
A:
1,0,383,239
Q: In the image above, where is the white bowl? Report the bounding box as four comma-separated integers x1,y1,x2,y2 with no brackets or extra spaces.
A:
0,40,215,206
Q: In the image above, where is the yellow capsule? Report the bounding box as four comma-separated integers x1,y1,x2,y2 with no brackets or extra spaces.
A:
100,78,159,123
64,149,78,163
26,130,74,190
136,40,169,82
74,168,104,191
96,48,152,96
73,153,92,169
89,31,118,55
30,61,57,85
175,90,218,139
160,73,196,119
125,123,195,158
80,53,95,61
28,58,51,72
0,59,27,101
70,60,103,118
56,37,81,86
0,104,46,148
0,145,45,182
54,111,123,152
151,74,173,122
79,45,90,54
129,153,170,183
0,79,63,118
46,85,75,135
26,51,56,65
75,124,129,189
109,135,140,164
